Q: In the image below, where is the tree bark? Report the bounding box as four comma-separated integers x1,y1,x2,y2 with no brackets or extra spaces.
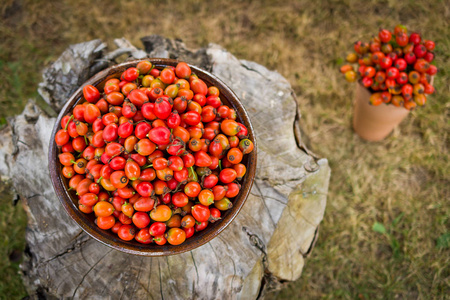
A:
0,36,330,299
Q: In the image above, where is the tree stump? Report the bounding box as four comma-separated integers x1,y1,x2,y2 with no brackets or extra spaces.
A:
0,36,330,299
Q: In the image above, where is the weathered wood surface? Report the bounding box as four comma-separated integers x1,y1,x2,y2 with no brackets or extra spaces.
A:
0,36,330,299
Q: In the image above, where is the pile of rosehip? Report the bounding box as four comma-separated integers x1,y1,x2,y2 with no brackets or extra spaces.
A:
54,60,254,246
340,25,437,110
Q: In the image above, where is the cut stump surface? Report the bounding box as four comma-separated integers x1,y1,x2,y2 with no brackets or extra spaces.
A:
0,36,330,299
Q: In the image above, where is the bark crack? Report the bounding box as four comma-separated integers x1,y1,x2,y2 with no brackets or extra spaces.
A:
165,256,181,297
303,226,320,258
242,227,267,264
261,194,287,205
118,254,133,300
55,273,74,293
239,62,272,82
230,251,237,291
242,227,290,299
256,175,307,186
147,258,155,300
68,230,84,243
128,256,144,300
71,248,113,298
291,89,320,161
39,233,89,267
190,251,200,284
208,242,220,267
286,205,317,228
158,260,165,300
26,194,41,200
253,181,276,226
217,236,238,290
80,242,91,271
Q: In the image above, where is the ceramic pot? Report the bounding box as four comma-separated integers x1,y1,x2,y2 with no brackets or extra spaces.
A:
352,83,410,141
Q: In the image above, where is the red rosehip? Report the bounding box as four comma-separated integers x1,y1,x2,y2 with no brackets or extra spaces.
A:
386,67,399,79
380,91,391,103
378,29,392,43
394,58,407,71
424,84,435,94
371,52,385,64
369,93,383,106
404,52,416,65
414,59,430,73
404,100,417,111
387,52,398,61
413,44,427,58
427,65,437,76
123,67,139,81
369,42,381,53
354,41,362,54
379,57,393,69
83,85,101,103
403,43,415,54
401,84,413,101
424,52,434,63
354,41,369,54
395,32,409,47
385,78,397,89
361,76,373,88
423,40,435,51
396,72,408,85
363,66,376,78
375,71,386,83
358,65,366,76
409,32,421,45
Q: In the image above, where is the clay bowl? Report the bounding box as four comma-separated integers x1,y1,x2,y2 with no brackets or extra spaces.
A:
48,58,257,256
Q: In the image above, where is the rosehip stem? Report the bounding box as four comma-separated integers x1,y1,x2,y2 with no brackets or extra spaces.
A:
150,194,158,203
188,166,198,182
107,150,124,163
135,120,152,125
171,181,185,193
64,115,74,131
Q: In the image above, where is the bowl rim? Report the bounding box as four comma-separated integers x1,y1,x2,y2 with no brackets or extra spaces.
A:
48,58,257,256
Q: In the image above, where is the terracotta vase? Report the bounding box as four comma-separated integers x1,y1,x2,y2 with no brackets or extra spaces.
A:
352,83,410,141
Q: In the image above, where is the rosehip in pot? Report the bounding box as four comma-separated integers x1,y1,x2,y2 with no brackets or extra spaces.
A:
386,67,399,79
413,44,427,58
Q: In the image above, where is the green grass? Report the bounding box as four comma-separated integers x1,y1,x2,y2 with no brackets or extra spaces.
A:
0,181,27,299
0,0,449,299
